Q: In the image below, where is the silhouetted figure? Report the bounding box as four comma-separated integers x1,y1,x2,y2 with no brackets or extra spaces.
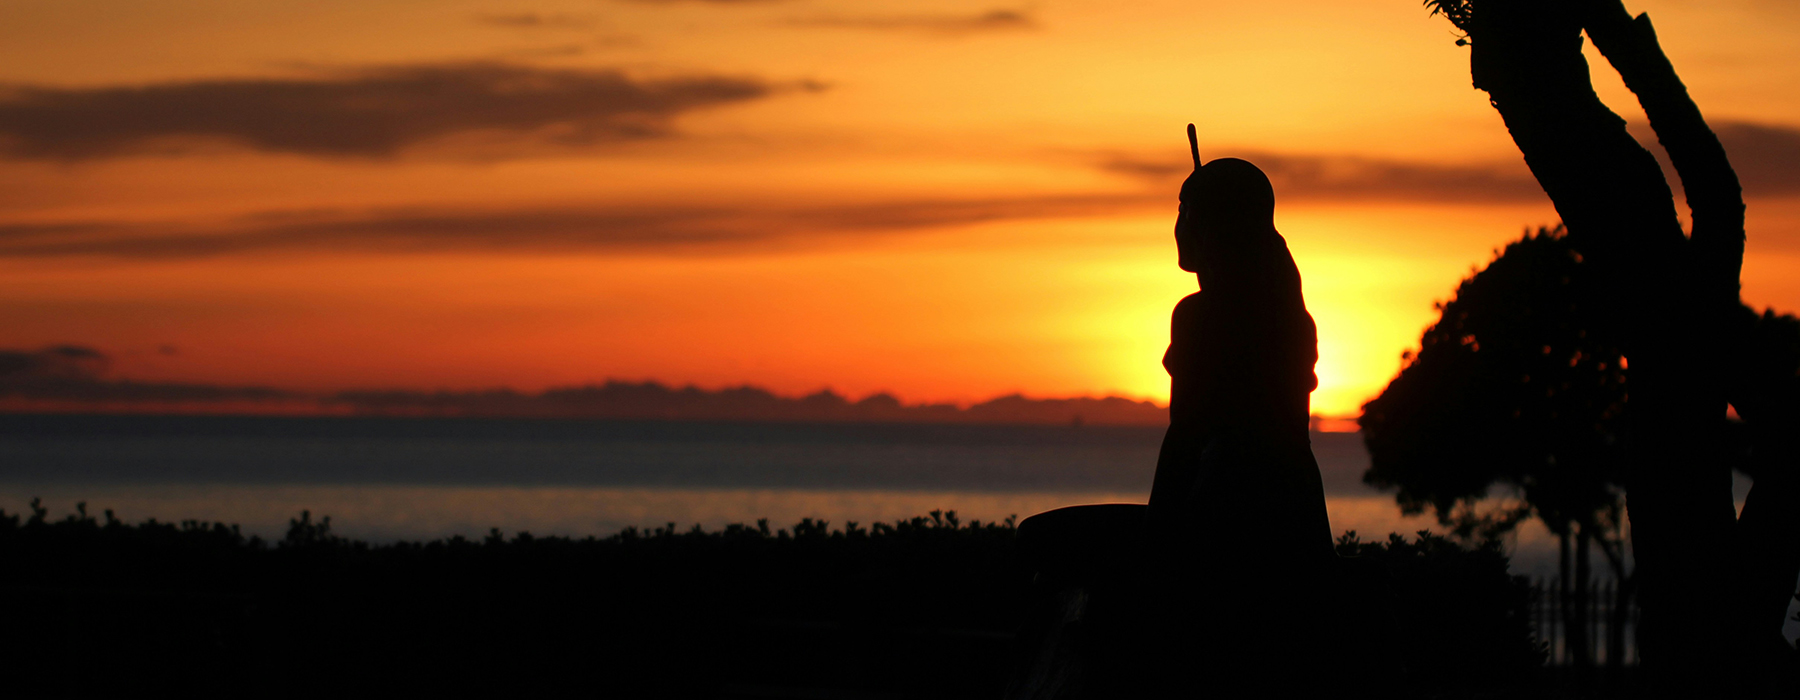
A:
1147,156,1332,559
1009,146,1362,700
1104,155,1337,696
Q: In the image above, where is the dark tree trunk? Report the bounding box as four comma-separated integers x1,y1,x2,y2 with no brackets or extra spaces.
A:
1576,2,1800,692
1609,575,1634,671
1557,528,1572,663
1572,525,1593,668
1728,366,1800,672
1594,531,1634,671
1577,2,1743,291
1446,0,1748,694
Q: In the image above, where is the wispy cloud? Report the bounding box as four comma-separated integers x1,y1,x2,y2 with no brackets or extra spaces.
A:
474,12,596,29
0,63,808,159
0,193,1159,260
785,9,1038,36
619,0,789,4
1096,151,1546,204
1099,119,1800,204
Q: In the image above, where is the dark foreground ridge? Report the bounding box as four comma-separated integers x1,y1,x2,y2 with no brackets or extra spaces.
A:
5,499,1547,698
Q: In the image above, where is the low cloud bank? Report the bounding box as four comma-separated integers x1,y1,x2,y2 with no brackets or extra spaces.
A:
0,194,1153,259
0,346,299,410
336,382,1167,425
0,345,1166,425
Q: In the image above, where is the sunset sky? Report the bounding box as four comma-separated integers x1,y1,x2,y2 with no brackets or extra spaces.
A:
2,0,1798,416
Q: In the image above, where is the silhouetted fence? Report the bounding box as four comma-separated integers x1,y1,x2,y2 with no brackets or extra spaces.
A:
1529,576,1638,667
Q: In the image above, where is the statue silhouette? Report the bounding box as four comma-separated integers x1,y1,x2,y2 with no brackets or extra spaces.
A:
1148,155,1333,561
1119,155,1340,695
1008,136,1367,699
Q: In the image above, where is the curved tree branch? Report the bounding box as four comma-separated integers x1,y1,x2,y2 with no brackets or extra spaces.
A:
1579,0,1745,301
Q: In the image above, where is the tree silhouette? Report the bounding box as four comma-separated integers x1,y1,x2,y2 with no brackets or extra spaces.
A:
1361,226,1631,669
1363,224,1800,676
1423,1,1799,693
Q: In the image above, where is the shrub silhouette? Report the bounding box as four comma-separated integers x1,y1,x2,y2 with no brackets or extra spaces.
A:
1335,530,1546,690
1361,226,1800,671
2,500,1541,697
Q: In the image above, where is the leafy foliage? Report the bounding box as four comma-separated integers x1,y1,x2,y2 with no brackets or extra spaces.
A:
1337,530,1546,689
0,502,1025,697
1360,226,1798,534
1425,0,1476,39
1360,227,1628,534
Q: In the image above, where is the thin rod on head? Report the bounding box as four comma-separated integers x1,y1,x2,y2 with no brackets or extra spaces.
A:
1187,123,1201,170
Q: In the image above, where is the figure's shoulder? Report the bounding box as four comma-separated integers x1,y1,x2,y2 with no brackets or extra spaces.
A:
1172,291,1206,315
1170,291,1212,340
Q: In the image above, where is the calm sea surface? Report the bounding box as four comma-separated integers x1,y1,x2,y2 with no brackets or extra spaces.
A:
0,413,1608,577
9,413,1791,645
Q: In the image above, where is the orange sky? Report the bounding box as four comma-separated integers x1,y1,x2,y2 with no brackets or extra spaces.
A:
1,0,1797,416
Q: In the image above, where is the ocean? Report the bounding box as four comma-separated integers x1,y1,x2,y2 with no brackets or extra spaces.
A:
0,413,1624,578
8,413,1788,656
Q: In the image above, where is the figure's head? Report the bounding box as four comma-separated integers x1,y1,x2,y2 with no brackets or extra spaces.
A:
1175,157,1276,275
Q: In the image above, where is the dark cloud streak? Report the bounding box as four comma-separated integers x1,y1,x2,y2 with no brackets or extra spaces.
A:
15,119,1799,259
1098,151,1546,204
475,13,596,28
1102,119,1800,204
1719,121,1800,196
0,194,1160,260
0,346,295,403
0,63,795,159
619,0,788,4
1629,120,1800,198
785,9,1038,35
